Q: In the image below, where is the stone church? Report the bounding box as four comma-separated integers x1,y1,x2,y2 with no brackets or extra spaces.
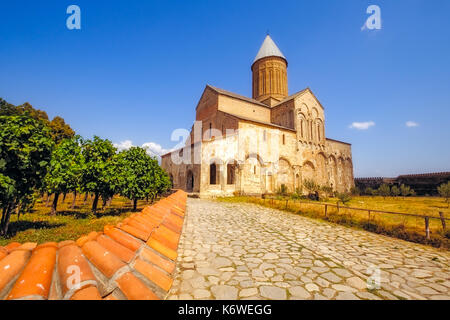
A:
161,35,354,197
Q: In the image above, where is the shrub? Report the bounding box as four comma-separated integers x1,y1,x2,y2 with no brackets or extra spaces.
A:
350,186,360,196
391,185,400,197
378,184,391,199
336,192,352,205
437,182,450,207
277,184,288,196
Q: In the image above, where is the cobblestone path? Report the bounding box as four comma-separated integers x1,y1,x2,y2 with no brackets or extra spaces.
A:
168,199,450,300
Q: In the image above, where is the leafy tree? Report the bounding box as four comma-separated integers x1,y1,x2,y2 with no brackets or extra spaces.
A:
0,115,54,235
303,179,319,194
336,192,352,205
321,185,333,198
438,182,450,208
277,184,288,196
80,136,116,216
49,116,75,144
364,187,374,196
44,136,84,215
399,184,413,198
378,184,391,199
112,147,157,211
350,186,360,196
1,99,75,144
391,185,400,197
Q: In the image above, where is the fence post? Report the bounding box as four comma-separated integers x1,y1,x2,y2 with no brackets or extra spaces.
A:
337,202,340,213
368,210,371,222
424,216,430,240
285,199,288,209
324,204,328,218
439,212,446,231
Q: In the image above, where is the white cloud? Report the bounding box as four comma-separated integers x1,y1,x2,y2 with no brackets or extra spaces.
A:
113,140,174,161
406,121,419,128
349,121,375,130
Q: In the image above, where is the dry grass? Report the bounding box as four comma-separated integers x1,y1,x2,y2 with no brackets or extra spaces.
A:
0,194,155,246
217,196,450,249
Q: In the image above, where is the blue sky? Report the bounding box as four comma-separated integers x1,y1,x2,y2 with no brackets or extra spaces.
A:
1,0,449,177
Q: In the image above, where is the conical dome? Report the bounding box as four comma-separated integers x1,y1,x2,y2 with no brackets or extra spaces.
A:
253,35,287,64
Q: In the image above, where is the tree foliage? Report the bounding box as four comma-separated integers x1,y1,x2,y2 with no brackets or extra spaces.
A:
80,136,117,215
336,192,352,205
113,147,171,210
438,182,450,207
378,184,391,199
303,179,319,194
44,136,84,215
0,115,54,235
390,185,400,197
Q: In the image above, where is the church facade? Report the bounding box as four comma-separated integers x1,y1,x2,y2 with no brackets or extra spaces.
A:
161,35,354,197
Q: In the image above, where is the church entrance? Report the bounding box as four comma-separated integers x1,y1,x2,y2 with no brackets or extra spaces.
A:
186,170,194,192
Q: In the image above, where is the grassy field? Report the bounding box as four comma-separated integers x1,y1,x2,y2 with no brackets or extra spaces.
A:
217,195,450,249
0,194,154,246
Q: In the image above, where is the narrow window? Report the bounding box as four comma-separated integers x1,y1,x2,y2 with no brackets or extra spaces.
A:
227,164,235,184
282,134,285,145
209,123,212,139
210,163,217,185
254,166,256,174
263,130,267,141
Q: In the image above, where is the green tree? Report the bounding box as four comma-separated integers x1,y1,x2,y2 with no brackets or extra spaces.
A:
399,184,412,198
0,115,54,235
80,136,117,216
378,184,391,199
437,182,450,208
44,136,84,215
391,185,400,197
321,185,333,198
364,187,374,196
336,192,352,205
350,186,361,196
303,179,319,194
49,116,75,144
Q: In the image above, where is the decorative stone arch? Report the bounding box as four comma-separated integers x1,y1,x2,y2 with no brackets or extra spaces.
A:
297,112,307,140
316,152,327,183
225,158,238,185
301,160,316,184
276,157,294,192
208,158,223,185
315,118,324,143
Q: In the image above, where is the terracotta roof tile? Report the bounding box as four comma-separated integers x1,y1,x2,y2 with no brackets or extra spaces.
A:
96,235,135,263
57,244,97,298
140,247,175,274
147,238,178,261
0,250,32,293
133,258,173,292
4,242,21,252
116,272,159,300
7,243,57,300
81,241,126,278
103,226,142,252
70,285,102,300
0,190,186,300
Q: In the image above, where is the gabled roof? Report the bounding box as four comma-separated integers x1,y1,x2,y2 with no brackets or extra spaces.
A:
253,35,287,64
221,111,295,132
273,87,325,110
0,191,187,300
206,85,270,108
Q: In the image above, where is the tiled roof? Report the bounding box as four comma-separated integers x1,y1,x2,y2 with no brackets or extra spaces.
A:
206,85,271,108
0,190,187,300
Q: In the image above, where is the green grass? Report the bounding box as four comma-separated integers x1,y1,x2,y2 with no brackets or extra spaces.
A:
0,194,155,246
217,196,450,249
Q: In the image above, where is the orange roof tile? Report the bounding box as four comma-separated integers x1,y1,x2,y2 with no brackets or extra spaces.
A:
0,190,186,300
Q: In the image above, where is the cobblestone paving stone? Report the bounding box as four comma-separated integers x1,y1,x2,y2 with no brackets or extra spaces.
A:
167,199,450,300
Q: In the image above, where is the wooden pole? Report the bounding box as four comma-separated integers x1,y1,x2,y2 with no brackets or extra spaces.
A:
285,199,288,209
324,204,328,218
439,212,446,231
424,216,430,240
337,202,340,213
368,210,371,222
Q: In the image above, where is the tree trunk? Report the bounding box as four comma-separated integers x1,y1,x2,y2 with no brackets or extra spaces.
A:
71,191,77,209
1,203,13,236
63,193,67,202
83,193,88,206
102,197,108,210
92,193,99,216
133,199,138,211
46,193,51,207
51,193,60,216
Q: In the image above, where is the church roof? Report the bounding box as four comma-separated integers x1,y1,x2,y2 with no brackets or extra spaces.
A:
253,35,287,64
206,85,270,108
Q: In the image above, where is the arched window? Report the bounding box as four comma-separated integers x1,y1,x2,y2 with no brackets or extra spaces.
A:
210,163,218,185
282,134,286,145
